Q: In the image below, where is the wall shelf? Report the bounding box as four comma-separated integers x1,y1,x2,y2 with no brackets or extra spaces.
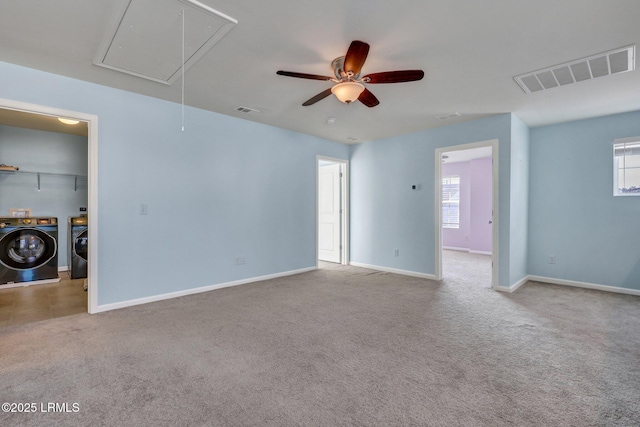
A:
0,170,88,191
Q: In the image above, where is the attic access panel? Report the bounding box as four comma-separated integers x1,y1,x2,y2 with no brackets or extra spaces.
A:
95,0,237,85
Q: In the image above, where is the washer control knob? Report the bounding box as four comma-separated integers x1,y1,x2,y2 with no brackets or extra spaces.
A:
0,223,5,228
23,218,32,224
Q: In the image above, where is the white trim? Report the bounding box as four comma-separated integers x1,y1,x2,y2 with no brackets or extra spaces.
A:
469,250,492,256
316,156,349,266
0,98,99,314
612,136,640,197
435,139,499,290
94,266,317,313
613,136,640,145
58,266,69,272
349,261,437,280
495,275,528,293
528,275,640,297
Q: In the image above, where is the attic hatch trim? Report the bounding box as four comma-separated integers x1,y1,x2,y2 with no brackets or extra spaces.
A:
514,45,635,94
94,0,237,85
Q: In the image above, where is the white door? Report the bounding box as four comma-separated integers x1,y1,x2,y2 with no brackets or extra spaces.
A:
318,163,341,262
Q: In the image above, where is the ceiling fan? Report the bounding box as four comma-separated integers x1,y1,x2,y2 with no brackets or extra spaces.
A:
277,40,424,108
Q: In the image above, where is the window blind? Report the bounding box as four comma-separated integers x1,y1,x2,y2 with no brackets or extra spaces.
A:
442,176,460,228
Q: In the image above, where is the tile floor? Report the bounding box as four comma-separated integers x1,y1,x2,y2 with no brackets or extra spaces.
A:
0,271,87,328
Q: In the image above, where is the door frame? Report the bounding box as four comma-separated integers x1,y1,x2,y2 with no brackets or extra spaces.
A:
434,139,499,289
316,156,349,266
0,97,99,313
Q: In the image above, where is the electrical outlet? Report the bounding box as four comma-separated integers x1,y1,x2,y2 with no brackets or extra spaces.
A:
548,255,556,264
139,204,148,215
236,256,246,265
393,249,399,257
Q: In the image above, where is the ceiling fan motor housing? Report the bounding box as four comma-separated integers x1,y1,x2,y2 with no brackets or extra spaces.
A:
331,56,360,81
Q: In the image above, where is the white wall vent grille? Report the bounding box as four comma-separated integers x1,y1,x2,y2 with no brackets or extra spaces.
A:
95,0,237,85
514,45,635,94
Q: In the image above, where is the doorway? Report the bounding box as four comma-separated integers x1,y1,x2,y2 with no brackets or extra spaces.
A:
317,156,349,266
435,140,498,289
0,97,98,315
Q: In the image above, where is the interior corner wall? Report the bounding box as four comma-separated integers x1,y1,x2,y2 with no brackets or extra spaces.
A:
350,114,514,286
529,110,640,291
509,114,530,285
0,61,350,306
0,125,88,268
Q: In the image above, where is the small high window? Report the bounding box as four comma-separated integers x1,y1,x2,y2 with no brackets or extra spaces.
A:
442,176,460,228
614,138,640,196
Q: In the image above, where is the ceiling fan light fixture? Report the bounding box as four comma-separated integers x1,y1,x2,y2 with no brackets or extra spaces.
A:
58,117,80,125
331,81,365,103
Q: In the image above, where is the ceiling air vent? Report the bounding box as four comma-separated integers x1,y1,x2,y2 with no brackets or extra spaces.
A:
514,45,635,94
235,106,260,114
95,0,237,85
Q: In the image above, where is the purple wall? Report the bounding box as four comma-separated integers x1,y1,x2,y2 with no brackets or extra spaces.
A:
442,157,492,253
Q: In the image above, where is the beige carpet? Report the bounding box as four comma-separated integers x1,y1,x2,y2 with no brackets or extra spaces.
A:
442,249,492,288
1,263,639,426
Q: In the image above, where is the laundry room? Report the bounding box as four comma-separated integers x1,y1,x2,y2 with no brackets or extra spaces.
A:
0,110,88,326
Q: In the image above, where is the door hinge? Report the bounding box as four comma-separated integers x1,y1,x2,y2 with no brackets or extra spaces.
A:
340,172,343,177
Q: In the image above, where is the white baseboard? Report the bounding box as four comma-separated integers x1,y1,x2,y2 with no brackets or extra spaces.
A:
443,247,492,256
469,250,492,256
94,266,317,313
494,275,528,293
58,266,69,272
349,261,437,280
443,246,468,252
528,275,640,297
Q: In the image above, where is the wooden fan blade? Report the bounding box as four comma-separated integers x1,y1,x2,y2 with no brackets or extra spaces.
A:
277,70,333,81
358,88,379,108
302,88,333,106
343,40,370,75
363,70,424,84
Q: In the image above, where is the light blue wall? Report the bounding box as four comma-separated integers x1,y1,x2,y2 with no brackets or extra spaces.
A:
0,125,88,268
7,58,637,301
0,61,349,305
529,110,640,290
350,114,520,287
509,115,530,285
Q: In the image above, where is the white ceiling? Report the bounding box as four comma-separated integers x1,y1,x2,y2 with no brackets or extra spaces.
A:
1,0,640,144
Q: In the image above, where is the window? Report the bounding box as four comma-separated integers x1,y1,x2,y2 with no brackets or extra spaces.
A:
614,138,640,196
442,176,460,228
